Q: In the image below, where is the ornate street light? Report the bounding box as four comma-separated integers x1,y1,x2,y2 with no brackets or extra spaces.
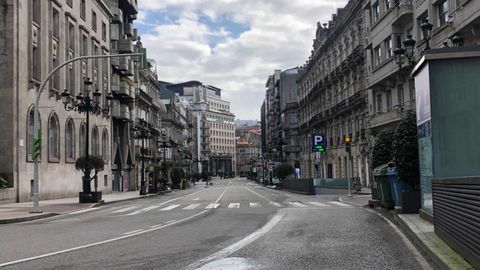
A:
451,34,465,47
131,119,152,195
394,35,417,69
420,19,433,50
61,78,114,202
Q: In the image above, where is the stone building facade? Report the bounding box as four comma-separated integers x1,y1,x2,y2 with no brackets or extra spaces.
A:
0,0,115,202
297,0,370,184
263,71,282,162
236,125,261,177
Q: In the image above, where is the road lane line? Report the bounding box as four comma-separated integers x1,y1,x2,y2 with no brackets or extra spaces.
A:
67,208,99,215
288,202,307,208
269,202,282,207
244,187,275,204
205,203,220,209
328,201,350,207
112,206,137,213
215,188,228,204
156,198,180,206
126,205,160,216
122,229,144,235
159,204,181,211
183,203,201,210
228,203,240,208
149,224,163,229
309,202,327,207
0,210,210,268
192,198,200,201
186,213,285,270
164,220,177,224
249,202,261,208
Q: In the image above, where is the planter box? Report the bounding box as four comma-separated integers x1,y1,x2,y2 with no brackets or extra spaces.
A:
79,191,102,203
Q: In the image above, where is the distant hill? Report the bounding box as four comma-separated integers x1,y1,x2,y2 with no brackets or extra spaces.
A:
235,119,259,127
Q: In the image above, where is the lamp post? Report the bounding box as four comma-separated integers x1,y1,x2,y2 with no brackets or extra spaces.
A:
30,52,143,213
131,119,151,195
420,19,433,50
61,78,114,202
158,128,170,188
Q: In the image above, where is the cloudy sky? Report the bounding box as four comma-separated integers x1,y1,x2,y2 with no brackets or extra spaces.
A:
136,0,347,120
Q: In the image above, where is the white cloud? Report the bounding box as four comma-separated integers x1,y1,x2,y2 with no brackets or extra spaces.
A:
137,0,347,120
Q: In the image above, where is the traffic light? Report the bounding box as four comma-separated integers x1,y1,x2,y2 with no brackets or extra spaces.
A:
344,136,351,154
32,137,41,160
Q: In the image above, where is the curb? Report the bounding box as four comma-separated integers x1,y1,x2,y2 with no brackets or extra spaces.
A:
0,213,60,224
91,193,160,208
338,196,370,207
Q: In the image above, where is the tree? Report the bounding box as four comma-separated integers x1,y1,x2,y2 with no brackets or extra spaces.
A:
75,155,105,192
274,163,294,180
392,111,419,186
372,127,396,169
171,168,185,188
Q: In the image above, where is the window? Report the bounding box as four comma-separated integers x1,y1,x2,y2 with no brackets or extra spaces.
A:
48,113,60,161
79,122,86,157
92,127,99,156
66,119,75,161
395,34,402,48
81,0,86,20
438,0,449,26
385,0,391,10
82,35,88,56
372,2,380,23
397,84,404,106
27,109,41,161
32,0,41,25
376,94,383,112
374,45,382,67
102,22,107,41
52,8,60,39
92,11,97,32
384,36,392,58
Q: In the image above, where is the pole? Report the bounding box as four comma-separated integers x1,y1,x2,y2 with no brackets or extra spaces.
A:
31,53,144,212
140,136,146,195
84,108,91,193
347,153,353,197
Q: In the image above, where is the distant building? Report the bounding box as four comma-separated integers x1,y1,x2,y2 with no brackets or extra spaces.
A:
236,125,262,176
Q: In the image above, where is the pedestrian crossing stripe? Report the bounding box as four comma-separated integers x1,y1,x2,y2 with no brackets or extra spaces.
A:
159,204,181,211
111,201,352,215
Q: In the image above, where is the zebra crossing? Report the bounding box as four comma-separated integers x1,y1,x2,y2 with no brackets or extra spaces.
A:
109,201,352,216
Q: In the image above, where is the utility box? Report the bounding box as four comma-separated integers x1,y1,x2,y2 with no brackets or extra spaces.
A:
412,46,480,268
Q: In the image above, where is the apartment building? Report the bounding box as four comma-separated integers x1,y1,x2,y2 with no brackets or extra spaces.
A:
297,0,370,183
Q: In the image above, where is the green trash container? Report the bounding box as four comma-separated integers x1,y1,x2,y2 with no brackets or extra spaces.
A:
374,164,395,209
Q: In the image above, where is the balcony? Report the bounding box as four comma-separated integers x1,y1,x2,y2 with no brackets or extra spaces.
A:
369,106,407,130
120,105,130,120
110,24,120,41
111,6,123,24
118,38,134,53
118,56,129,71
124,23,134,38
391,0,413,27
110,74,120,92
119,80,130,95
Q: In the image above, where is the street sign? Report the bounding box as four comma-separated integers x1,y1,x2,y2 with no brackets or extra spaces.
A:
32,137,41,160
312,133,326,153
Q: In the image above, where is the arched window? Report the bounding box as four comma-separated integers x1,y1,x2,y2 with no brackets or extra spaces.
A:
102,129,109,161
79,122,86,157
91,126,99,156
48,113,60,161
65,118,75,161
27,108,41,161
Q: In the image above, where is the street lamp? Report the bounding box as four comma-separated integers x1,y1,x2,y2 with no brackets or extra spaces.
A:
451,34,465,47
157,128,171,188
420,19,433,50
61,78,114,202
394,35,417,69
131,119,151,195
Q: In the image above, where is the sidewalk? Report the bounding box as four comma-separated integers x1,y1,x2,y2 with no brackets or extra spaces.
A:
0,191,158,224
338,194,473,269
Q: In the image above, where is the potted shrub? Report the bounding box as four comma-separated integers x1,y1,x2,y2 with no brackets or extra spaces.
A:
392,111,421,213
75,155,104,203
0,176,7,189
371,127,396,202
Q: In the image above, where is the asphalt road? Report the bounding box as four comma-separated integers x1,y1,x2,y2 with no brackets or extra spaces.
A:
0,177,431,270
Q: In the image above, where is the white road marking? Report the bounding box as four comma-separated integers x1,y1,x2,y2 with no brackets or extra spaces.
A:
269,202,282,207
122,229,144,235
112,206,137,213
67,208,99,215
0,210,210,268
309,202,328,207
186,213,285,270
164,220,177,225
126,205,160,216
228,203,240,208
215,188,228,203
159,204,181,211
157,198,180,206
328,201,350,207
205,203,220,209
149,224,163,229
192,198,200,201
249,202,261,208
183,203,201,210
288,202,307,208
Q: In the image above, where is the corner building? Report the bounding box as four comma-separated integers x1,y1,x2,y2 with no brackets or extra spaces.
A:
298,0,370,185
